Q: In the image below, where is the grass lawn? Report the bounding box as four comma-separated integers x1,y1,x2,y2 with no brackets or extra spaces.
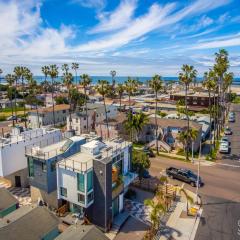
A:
132,142,145,148
0,107,25,113
0,111,25,117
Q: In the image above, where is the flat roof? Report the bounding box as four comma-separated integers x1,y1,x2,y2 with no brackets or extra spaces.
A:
28,104,70,114
0,207,59,240
55,224,109,240
0,188,18,211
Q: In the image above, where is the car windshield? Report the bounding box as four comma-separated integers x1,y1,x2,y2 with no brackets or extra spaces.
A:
186,170,197,178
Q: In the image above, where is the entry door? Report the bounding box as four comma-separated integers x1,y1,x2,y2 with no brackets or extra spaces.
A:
112,197,119,217
15,176,21,187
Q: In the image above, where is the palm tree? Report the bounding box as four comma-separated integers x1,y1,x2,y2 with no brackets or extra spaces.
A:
179,65,197,160
149,75,163,154
80,74,92,132
0,68,3,85
110,70,116,88
144,198,166,235
48,64,59,127
72,63,79,85
62,71,74,129
214,49,229,131
203,70,217,149
223,72,233,113
41,66,50,107
178,187,194,216
61,63,69,74
115,83,125,110
96,80,111,138
5,74,16,126
124,77,138,111
133,112,149,142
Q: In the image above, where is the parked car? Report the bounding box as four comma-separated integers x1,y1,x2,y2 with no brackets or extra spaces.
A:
224,127,232,135
220,136,230,145
166,167,203,187
219,142,229,153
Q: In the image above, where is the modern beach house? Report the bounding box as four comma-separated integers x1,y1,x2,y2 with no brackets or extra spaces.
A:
0,126,62,187
56,138,136,232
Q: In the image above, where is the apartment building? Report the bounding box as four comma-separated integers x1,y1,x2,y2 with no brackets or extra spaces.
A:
0,126,61,187
56,138,136,232
67,103,118,135
28,104,70,128
26,136,88,208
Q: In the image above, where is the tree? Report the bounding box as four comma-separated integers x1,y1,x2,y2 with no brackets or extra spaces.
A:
80,74,92,132
55,96,69,105
41,66,50,107
213,49,229,133
144,198,166,236
132,149,150,183
72,63,79,85
149,75,163,154
179,65,197,160
69,89,86,111
203,70,217,149
178,187,194,216
0,68,3,85
5,74,16,126
62,68,74,129
13,66,22,122
110,70,116,87
115,84,125,110
96,80,111,138
124,77,138,111
48,64,59,126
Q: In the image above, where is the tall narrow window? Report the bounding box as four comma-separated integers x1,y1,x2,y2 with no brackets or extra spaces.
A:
87,171,93,192
28,157,34,177
77,173,85,192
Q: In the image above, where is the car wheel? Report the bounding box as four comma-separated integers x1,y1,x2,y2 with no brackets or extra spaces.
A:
190,182,195,187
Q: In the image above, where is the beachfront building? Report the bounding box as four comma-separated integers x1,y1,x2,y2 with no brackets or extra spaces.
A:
170,91,218,108
28,104,70,128
67,103,118,135
0,126,61,187
25,136,88,208
56,138,136,232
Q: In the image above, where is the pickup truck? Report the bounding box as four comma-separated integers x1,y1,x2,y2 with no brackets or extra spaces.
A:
166,167,203,187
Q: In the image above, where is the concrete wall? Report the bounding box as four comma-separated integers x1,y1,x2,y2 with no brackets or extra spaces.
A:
0,129,62,177
5,168,29,187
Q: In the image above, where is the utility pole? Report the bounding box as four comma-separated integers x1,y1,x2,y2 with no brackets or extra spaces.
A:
191,141,194,163
196,140,201,203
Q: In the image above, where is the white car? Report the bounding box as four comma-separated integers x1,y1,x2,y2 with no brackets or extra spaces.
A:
219,142,229,153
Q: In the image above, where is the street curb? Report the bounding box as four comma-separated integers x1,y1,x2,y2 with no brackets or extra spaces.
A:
190,208,203,240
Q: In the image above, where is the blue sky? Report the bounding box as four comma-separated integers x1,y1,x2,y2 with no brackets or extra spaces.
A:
0,0,239,76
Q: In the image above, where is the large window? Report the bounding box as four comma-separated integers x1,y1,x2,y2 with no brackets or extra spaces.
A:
42,162,47,172
78,193,85,204
77,173,85,192
28,158,34,177
87,192,94,203
60,187,67,197
87,171,93,192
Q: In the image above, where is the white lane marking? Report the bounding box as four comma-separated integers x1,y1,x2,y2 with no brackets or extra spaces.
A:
217,163,240,168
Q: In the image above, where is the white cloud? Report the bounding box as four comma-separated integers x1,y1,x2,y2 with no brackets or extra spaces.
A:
191,37,240,49
70,0,106,9
89,0,137,34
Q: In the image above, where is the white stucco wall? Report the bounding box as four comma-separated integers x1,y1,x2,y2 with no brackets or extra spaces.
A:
0,129,62,177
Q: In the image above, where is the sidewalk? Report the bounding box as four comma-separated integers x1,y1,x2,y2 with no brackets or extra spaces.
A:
157,151,216,166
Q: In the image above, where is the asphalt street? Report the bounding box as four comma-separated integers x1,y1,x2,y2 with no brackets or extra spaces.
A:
149,104,240,240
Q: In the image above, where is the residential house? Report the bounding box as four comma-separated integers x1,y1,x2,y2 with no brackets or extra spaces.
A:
26,136,88,208
0,207,60,240
95,113,127,140
28,104,70,128
0,126,62,187
0,99,22,109
67,103,118,135
0,188,19,218
56,138,136,232
139,117,202,152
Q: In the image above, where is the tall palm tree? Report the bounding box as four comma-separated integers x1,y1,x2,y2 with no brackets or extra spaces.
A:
115,83,125,110
203,70,217,149
80,74,92,133
179,65,197,160
110,70,116,88
48,64,59,127
177,186,194,215
214,49,229,131
96,80,111,139
61,63,69,74
134,112,149,142
223,72,233,113
62,71,74,130
124,77,138,111
5,74,16,126
72,63,79,85
0,68,3,85
149,75,163,154
41,66,50,107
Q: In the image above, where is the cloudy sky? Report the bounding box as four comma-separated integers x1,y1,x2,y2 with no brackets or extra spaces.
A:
0,0,239,76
